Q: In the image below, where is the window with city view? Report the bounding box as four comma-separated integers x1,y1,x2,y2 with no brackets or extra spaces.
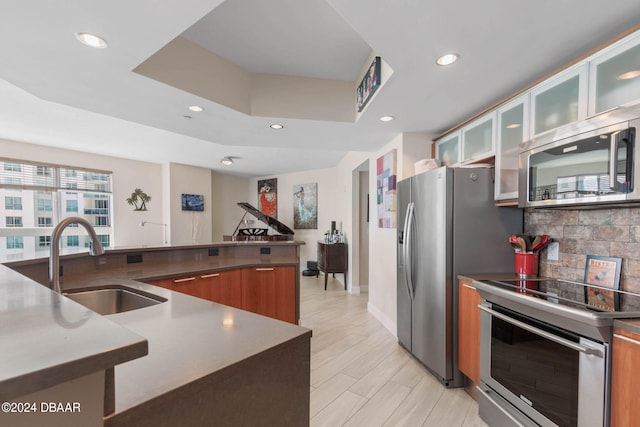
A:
0,159,113,259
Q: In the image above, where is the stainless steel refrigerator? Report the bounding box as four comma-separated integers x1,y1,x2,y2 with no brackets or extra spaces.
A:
397,167,522,387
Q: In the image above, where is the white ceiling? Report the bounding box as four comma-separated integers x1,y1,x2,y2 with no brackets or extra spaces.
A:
182,0,372,80
0,0,639,177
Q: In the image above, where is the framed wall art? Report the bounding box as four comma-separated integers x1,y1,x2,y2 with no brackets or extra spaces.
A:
293,183,317,229
181,193,204,211
583,255,622,311
376,149,397,228
356,56,381,112
258,178,278,218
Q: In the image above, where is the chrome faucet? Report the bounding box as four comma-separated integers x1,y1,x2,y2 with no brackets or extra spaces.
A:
49,217,105,293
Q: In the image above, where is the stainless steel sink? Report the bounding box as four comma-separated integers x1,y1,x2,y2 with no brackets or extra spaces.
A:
64,285,167,315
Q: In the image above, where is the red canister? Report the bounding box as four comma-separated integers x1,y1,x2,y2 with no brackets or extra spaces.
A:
515,252,539,277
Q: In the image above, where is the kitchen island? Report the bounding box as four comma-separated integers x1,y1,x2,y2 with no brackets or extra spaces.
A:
1,242,311,427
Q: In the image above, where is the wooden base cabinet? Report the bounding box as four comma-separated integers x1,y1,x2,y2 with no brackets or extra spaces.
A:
317,242,347,290
241,266,296,324
457,279,482,384
611,327,640,426
146,266,296,324
200,270,243,309
147,276,202,298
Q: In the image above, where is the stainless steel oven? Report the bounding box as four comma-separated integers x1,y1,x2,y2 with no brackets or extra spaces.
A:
473,278,640,427
478,301,607,427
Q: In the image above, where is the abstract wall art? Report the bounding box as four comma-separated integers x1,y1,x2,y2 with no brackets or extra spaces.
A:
293,183,318,229
258,178,278,218
376,149,397,228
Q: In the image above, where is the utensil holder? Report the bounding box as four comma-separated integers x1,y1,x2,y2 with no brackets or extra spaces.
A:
515,252,539,277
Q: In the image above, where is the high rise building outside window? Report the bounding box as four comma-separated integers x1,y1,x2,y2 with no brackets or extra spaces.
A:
5,196,22,210
0,159,113,258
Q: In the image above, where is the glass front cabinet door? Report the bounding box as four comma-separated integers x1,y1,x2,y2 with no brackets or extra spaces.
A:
530,64,588,136
589,33,640,115
495,95,529,200
436,131,461,166
461,112,495,162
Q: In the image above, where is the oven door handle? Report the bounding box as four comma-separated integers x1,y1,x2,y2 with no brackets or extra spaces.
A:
478,305,603,357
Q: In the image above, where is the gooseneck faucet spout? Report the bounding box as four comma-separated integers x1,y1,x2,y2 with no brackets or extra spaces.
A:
49,217,105,294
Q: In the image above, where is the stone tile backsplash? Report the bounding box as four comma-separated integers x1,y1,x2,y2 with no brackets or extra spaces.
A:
525,208,640,294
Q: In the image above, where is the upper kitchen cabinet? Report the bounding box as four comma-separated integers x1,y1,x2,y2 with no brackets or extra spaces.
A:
436,131,461,166
589,33,640,115
530,64,588,136
461,112,496,163
495,95,529,200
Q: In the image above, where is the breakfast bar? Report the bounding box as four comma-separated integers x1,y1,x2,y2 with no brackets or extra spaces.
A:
1,242,311,427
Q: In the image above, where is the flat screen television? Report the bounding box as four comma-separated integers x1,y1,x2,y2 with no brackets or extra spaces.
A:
181,193,204,211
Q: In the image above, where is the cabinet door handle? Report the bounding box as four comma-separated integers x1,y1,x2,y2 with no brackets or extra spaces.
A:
174,277,196,283
200,273,220,279
255,268,274,271
614,333,640,346
462,283,476,290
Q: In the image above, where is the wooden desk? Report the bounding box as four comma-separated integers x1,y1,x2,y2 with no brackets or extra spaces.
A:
317,242,347,290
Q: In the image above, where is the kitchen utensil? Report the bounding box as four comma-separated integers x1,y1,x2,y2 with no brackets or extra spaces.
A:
532,234,549,252
530,235,542,250
516,237,527,253
510,242,522,252
518,233,534,251
509,235,521,252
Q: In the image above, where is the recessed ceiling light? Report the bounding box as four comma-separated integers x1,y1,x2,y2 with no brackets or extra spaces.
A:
618,70,640,80
436,53,459,66
74,32,108,49
505,123,521,129
379,116,395,122
183,115,192,119
220,157,234,166
188,105,204,112
270,124,284,130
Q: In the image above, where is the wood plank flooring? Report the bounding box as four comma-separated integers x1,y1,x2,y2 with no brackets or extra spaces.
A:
300,275,488,427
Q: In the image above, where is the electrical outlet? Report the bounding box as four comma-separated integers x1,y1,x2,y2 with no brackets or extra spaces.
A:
547,242,559,261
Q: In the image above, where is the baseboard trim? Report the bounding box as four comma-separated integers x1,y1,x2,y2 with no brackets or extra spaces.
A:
367,302,397,338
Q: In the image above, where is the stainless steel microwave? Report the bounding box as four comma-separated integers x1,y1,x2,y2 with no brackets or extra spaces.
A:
519,108,639,208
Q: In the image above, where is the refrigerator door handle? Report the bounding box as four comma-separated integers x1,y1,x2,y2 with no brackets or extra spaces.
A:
404,202,415,300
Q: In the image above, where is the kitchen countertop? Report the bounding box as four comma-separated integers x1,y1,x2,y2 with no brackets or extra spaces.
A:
613,318,640,334
1,240,304,266
460,273,640,336
65,256,301,288
100,280,310,416
0,264,148,402
458,273,535,283
2,242,311,419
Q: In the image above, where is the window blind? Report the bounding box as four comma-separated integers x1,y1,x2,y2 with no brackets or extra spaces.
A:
0,159,112,194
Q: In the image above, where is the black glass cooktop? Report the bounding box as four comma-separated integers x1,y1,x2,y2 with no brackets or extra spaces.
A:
483,278,640,314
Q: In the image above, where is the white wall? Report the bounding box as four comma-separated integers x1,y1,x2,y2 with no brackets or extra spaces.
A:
337,133,431,335
250,167,340,269
211,172,251,240
166,162,212,245
248,133,431,335
358,170,369,289
0,138,165,246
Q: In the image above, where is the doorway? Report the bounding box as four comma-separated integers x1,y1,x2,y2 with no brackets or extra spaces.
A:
351,160,370,295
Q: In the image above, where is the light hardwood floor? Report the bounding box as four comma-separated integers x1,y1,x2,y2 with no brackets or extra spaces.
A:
300,275,488,427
